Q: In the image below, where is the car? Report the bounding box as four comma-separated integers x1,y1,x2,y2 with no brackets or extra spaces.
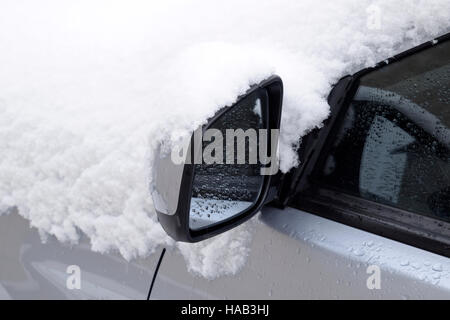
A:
1,32,449,300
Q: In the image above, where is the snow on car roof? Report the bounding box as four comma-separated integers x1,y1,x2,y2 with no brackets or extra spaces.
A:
0,0,449,278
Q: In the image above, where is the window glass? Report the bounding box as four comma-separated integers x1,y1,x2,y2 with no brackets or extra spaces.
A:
318,40,450,222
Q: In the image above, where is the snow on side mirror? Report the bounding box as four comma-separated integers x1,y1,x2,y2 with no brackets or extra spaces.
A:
151,76,283,242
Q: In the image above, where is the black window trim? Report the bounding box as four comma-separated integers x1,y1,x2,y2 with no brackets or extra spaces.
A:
282,31,450,258
294,188,450,257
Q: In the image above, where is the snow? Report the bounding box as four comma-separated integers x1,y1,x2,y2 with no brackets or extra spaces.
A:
190,198,252,230
0,0,449,278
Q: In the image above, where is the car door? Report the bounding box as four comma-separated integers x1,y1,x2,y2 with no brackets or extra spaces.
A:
151,35,450,299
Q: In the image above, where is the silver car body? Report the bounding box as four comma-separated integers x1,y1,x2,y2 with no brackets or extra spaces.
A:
1,205,448,299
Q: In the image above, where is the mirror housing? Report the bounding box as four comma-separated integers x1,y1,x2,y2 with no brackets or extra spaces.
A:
151,76,283,242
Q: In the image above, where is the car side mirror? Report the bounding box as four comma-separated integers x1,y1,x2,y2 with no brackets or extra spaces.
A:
151,76,283,242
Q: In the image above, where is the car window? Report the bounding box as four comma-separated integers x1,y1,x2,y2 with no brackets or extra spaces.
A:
317,40,450,223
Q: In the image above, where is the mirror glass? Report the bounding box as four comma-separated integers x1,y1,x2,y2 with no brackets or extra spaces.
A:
189,90,268,230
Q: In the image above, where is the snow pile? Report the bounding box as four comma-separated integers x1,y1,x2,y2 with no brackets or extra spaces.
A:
0,0,449,278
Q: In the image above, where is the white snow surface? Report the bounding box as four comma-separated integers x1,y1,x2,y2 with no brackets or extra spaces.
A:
0,0,449,278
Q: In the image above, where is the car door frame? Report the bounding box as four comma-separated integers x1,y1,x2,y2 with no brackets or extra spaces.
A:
274,32,450,258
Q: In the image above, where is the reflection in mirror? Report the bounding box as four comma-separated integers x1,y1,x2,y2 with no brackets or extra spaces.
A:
189,90,267,230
